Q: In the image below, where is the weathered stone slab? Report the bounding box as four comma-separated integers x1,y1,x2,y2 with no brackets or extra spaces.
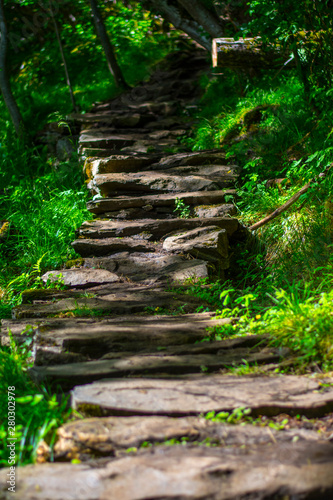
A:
3,313,231,354
77,217,240,240
12,286,206,320
41,268,120,288
68,112,143,127
54,416,205,459
84,155,156,179
166,164,240,178
54,415,320,460
82,253,208,282
150,150,228,169
87,190,236,215
163,226,229,265
87,171,230,197
71,375,333,418
3,442,333,500
79,132,142,149
71,238,156,257
194,204,236,218
30,347,283,387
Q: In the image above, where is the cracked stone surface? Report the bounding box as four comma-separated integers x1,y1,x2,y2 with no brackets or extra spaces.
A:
70,375,333,418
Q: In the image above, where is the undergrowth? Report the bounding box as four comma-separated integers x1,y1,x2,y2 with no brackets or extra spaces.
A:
181,67,333,373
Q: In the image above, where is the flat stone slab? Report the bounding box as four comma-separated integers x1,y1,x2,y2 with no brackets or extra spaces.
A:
149,149,228,169
3,442,333,500
3,312,231,352
12,285,206,319
82,253,209,282
68,112,144,127
79,132,143,149
87,189,236,215
42,268,120,287
71,237,156,257
71,375,333,418
30,347,283,387
54,415,321,460
77,217,240,240
87,171,233,197
84,155,155,179
163,226,229,265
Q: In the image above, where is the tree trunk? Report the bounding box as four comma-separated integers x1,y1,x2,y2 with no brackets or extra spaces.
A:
88,0,129,89
0,0,24,135
212,38,294,69
148,0,211,51
49,2,79,113
177,0,223,38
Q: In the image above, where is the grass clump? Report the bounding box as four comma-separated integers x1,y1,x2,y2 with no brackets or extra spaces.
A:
0,335,73,467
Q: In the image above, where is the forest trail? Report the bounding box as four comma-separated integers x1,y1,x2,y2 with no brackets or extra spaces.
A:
1,49,333,499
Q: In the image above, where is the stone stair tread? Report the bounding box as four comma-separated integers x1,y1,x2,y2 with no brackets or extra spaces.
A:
41,268,121,288
54,414,323,461
1,312,232,350
85,156,240,178
71,237,157,256
149,149,229,169
87,190,237,214
34,336,269,367
93,204,236,221
75,253,209,282
71,375,333,418
88,171,230,197
4,442,333,500
77,217,240,240
30,348,286,387
12,285,208,319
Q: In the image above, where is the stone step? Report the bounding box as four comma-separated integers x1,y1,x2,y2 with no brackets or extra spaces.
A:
11,283,208,320
90,203,236,221
87,189,237,215
71,237,157,256
162,226,229,266
79,132,145,149
71,375,333,418
68,112,150,128
30,347,285,388
149,149,230,169
87,170,237,197
85,154,240,178
5,442,333,500
80,148,163,161
1,312,233,356
77,253,210,282
76,217,240,241
53,414,325,462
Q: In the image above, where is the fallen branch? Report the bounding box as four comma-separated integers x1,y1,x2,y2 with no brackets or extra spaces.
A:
249,164,332,231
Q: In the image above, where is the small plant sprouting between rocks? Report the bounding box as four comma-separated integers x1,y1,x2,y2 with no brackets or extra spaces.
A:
203,407,290,431
174,198,191,219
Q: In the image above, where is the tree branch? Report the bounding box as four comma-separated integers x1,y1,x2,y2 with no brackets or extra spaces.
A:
177,0,223,38
249,164,333,231
148,0,212,51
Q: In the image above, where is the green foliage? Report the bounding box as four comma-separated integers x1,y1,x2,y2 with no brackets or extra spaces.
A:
173,197,192,219
0,338,72,466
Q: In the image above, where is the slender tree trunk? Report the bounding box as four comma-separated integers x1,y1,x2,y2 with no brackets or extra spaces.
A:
88,0,129,89
177,0,223,38
148,0,211,51
49,2,79,113
0,0,24,135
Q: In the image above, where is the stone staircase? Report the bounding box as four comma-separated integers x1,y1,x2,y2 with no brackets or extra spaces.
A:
1,49,333,499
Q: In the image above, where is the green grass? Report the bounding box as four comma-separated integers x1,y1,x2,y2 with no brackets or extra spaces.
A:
0,340,73,467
